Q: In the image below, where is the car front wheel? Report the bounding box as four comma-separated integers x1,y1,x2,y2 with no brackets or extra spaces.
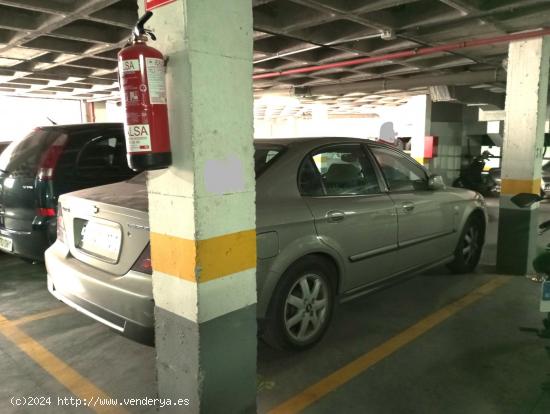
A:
263,256,335,350
448,215,484,274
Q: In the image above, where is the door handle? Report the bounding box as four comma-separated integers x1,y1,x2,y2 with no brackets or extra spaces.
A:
326,210,345,223
401,202,415,212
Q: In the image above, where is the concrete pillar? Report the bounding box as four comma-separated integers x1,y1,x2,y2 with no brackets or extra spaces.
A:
142,1,256,412
497,36,550,275
427,102,463,184
92,101,107,122
461,106,485,168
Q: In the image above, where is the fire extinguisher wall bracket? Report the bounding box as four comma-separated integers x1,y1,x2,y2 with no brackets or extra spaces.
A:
118,11,172,172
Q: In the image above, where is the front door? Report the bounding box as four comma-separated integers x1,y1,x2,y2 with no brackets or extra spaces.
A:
298,143,398,292
368,144,456,272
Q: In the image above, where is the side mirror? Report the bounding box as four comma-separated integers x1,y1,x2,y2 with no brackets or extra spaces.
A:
428,174,445,190
510,192,543,208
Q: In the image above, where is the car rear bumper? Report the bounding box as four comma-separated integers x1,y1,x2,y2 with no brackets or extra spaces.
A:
0,224,51,261
46,241,154,345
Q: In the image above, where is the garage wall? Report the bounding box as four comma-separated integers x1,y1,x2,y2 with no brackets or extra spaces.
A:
0,96,82,142
254,95,428,143
255,116,383,138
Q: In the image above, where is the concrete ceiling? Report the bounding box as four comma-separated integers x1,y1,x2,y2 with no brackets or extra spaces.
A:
0,0,137,100
0,0,548,105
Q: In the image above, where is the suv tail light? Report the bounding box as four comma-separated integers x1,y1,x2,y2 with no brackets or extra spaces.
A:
37,208,56,217
37,133,68,180
56,204,66,243
131,245,152,275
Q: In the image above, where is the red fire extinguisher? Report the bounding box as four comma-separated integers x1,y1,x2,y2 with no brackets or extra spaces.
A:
118,11,171,171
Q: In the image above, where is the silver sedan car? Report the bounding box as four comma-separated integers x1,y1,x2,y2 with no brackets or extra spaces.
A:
46,137,487,349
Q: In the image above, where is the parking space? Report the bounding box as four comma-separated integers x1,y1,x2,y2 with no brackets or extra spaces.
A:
2,0,550,411
1,199,549,413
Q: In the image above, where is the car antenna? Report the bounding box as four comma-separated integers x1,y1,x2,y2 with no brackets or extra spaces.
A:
46,117,57,125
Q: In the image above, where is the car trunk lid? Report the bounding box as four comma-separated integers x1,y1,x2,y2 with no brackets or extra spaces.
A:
59,174,149,276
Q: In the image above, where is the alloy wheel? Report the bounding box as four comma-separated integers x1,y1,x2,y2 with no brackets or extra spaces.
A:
283,273,329,343
462,225,480,265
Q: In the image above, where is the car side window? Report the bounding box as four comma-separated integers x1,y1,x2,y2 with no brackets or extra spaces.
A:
298,157,324,196
75,135,133,179
299,144,381,196
370,146,428,192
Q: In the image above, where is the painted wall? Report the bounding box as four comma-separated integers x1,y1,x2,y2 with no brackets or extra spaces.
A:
254,96,428,148
91,100,124,123
0,96,82,142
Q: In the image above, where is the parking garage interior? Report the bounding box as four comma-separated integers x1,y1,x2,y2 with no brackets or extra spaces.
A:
2,0,550,413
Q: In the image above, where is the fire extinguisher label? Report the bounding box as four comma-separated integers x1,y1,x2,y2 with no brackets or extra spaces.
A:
127,124,152,153
145,57,166,104
121,59,140,73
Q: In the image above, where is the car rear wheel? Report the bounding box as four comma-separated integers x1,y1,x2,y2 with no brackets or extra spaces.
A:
447,215,484,274
263,256,335,350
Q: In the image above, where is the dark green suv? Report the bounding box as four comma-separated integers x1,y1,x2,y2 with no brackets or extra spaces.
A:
0,123,137,261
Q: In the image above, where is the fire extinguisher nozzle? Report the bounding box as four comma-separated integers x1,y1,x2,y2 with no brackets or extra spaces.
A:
134,11,154,39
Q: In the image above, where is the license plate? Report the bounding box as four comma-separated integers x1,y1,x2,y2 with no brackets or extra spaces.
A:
0,235,13,252
78,221,121,262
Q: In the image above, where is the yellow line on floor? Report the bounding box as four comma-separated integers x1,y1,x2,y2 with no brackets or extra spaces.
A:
0,313,127,414
269,276,511,414
0,306,72,328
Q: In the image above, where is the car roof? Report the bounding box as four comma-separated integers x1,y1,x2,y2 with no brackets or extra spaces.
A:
37,122,123,133
254,137,376,146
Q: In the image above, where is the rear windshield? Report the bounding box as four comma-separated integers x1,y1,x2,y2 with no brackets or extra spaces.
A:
254,145,284,177
0,128,63,176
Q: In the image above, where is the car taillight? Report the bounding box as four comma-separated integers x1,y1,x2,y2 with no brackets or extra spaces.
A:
37,134,67,180
56,204,65,243
131,245,152,275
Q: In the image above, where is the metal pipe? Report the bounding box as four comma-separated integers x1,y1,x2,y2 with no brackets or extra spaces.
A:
253,28,550,80
298,69,507,96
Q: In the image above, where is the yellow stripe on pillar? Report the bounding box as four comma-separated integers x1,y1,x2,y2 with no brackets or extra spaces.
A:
150,229,257,283
150,233,196,282
500,178,541,196
197,229,257,282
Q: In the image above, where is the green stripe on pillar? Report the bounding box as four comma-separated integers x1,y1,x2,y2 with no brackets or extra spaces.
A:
496,207,538,275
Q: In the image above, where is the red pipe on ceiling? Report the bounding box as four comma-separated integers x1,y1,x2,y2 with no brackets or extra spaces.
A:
253,28,550,80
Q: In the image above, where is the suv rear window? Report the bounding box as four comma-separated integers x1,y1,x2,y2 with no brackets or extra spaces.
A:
0,128,64,176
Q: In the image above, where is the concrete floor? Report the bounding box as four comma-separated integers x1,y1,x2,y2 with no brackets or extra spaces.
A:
1,198,550,413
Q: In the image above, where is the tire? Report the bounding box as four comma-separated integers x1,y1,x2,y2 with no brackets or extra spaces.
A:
263,256,336,350
447,215,484,274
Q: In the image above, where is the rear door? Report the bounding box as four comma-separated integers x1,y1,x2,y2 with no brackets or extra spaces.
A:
368,144,456,271
0,128,64,234
299,143,398,292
